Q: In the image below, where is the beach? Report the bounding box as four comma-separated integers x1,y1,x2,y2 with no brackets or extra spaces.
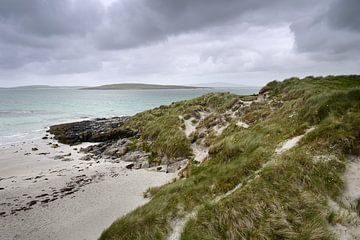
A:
0,138,175,240
0,88,261,240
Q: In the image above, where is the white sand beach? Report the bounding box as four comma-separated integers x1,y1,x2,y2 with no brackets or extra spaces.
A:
0,138,175,240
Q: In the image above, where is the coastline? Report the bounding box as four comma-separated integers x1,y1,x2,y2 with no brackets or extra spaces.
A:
0,137,175,240
0,91,259,240
0,87,261,147
0,116,94,147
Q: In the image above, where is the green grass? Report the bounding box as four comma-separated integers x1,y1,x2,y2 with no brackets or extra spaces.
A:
123,92,240,162
100,75,360,240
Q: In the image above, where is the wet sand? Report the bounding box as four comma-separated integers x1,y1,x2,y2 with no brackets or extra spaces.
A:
0,138,175,240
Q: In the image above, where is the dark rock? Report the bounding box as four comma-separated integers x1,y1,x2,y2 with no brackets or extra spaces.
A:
41,199,51,204
35,193,48,198
27,200,37,206
126,163,135,169
54,153,72,160
42,136,48,140
49,117,136,145
31,147,38,151
102,138,131,158
51,144,59,148
60,187,74,193
38,152,50,155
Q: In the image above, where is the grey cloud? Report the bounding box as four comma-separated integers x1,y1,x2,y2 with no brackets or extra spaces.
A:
327,0,360,32
291,0,360,59
0,43,51,69
25,58,102,75
0,0,359,86
0,22,63,49
0,35,96,69
0,0,104,38
96,0,322,49
0,0,104,70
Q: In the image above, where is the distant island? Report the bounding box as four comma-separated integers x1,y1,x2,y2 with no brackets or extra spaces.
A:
0,83,260,90
1,85,84,90
80,83,207,90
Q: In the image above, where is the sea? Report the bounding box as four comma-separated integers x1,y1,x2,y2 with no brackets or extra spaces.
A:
0,87,261,145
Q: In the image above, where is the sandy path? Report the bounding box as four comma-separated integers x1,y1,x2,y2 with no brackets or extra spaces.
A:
330,155,360,239
344,156,360,202
182,117,196,138
0,139,175,240
180,112,210,163
275,127,315,155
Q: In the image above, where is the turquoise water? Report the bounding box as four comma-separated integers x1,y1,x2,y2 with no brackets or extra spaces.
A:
0,87,260,145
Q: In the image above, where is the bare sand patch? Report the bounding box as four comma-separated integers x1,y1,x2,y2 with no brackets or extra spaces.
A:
0,139,175,240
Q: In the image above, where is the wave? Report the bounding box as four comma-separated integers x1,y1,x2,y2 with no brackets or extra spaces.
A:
0,110,39,118
0,136,42,147
0,127,45,144
0,109,65,118
2,133,30,138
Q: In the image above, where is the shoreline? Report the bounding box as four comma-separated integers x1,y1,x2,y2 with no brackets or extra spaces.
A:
0,136,176,240
0,116,107,147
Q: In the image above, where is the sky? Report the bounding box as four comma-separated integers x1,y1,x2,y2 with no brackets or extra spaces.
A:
0,0,359,87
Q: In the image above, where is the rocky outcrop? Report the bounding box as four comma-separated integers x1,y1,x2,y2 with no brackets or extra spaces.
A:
80,141,151,167
49,117,136,145
48,110,218,174
79,139,185,172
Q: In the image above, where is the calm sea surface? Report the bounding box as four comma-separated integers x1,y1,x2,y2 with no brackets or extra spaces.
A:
0,87,260,145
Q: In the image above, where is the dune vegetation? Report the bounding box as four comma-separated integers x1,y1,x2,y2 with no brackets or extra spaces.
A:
100,75,360,240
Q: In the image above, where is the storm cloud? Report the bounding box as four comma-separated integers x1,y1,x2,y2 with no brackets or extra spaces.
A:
96,0,314,49
0,0,359,86
291,0,360,60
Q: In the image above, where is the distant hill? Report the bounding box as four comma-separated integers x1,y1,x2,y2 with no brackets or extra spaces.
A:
80,83,206,90
192,82,258,88
2,85,84,90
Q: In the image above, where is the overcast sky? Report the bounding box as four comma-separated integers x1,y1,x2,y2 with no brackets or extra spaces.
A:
0,0,359,87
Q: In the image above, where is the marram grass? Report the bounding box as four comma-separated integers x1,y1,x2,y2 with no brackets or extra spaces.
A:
100,75,360,240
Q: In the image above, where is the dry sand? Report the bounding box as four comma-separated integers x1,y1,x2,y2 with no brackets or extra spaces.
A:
0,138,175,240
275,127,315,155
